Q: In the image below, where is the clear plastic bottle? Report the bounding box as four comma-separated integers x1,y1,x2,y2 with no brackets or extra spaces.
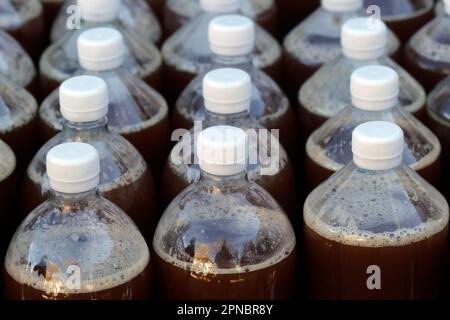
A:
39,0,162,98
0,0,45,61
363,0,434,42
305,65,441,192
163,0,278,37
0,139,17,246
154,125,297,299
304,121,449,299
162,0,281,105
0,30,38,96
164,68,297,218
282,0,400,101
5,142,152,300
426,74,450,197
25,75,157,239
405,0,450,91
39,28,169,173
50,0,162,45
0,74,38,172
172,15,297,159
299,17,426,140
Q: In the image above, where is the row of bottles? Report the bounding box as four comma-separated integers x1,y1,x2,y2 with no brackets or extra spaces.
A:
1,0,450,301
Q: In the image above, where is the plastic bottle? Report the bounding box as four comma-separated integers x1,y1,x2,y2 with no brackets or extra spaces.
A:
5,142,152,300
163,67,297,217
405,0,450,91
39,27,169,173
50,0,162,45
162,0,281,105
0,30,38,96
0,74,38,171
304,121,449,299
299,17,426,140
0,0,45,61
172,14,297,159
163,0,278,37
39,0,162,97
24,75,157,238
154,125,297,299
363,0,434,42
282,0,400,101
305,65,441,192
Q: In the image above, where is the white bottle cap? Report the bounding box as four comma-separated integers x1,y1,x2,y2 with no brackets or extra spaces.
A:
444,0,450,15
209,15,255,56
341,17,387,60
351,65,399,111
77,0,121,23
77,28,126,72
321,0,362,12
197,125,247,176
352,121,404,171
203,68,251,114
47,142,100,194
200,0,240,13
59,75,109,123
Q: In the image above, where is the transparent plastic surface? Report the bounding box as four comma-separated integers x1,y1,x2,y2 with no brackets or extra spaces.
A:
0,139,17,222
363,0,433,41
282,6,400,99
0,30,36,88
299,56,426,126
164,113,297,216
304,162,449,299
0,74,38,169
154,171,297,300
22,119,157,237
51,0,162,44
0,0,45,60
405,13,450,91
39,67,170,173
305,105,441,190
173,56,296,158
426,75,450,196
162,11,281,102
5,189,151,300
163,0,277,35
40,22,162,96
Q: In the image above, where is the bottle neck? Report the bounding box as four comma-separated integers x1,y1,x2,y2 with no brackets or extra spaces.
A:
200,170,247,185
212,53,252,70
64,117,108,134
344,49,384,61
204,109,250,126
50,188,99,210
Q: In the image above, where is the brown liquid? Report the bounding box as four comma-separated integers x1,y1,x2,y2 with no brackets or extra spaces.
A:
161,158,299,221
147,0,164,20
305,151,442,194
0,117,38,173
364,0,433,42
304,225,448,300
4,8,45,63
426,109,450,197
0,172,18,252
153,248,297,300
298,101,427,143
163,58,282,109
276,0,318,38
40,67,162,104
21,168,158,240
404,43,450,92
41,1,63,25
162,1,278,38
4,263,152,300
